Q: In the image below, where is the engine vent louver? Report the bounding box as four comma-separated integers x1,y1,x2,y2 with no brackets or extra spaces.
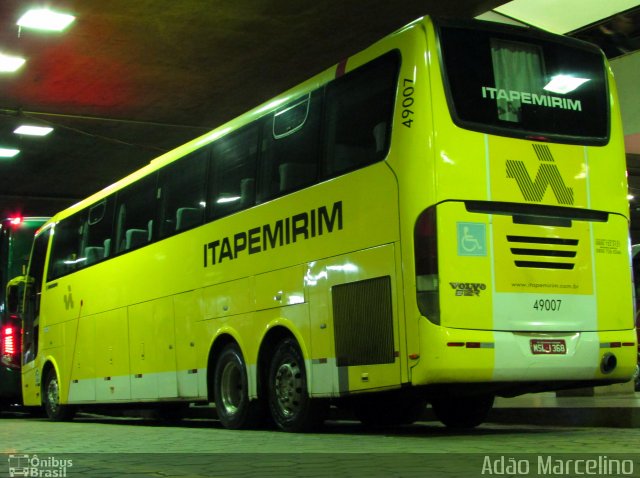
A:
507,235,578,269
332,276,394,367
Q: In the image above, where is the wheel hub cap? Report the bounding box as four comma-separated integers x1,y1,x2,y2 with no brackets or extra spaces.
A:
221,361,242,414
274,361,302,417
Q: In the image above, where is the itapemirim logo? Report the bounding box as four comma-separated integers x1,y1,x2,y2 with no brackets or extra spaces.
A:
506,144,574,205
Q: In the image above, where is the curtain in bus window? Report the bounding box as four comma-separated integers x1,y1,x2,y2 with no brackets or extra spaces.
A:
490,39,544,123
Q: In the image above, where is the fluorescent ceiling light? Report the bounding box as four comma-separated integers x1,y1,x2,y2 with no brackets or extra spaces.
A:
17,8,75,32
0,53,26,72
543,75,590,94
14,125,54,136
492,0,640,34
0,148,20,158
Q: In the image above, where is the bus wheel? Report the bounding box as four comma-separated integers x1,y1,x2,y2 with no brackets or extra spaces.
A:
431,395,494,429
267,338,327,432
43,369,75,421
214,343,264,429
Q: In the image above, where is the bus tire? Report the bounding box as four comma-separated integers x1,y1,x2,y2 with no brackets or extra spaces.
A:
267,337,327,432
213,343,264,429
42,368,75,421
431,394,494,429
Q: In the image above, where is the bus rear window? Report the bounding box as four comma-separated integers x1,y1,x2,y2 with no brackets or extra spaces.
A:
437,22,609,144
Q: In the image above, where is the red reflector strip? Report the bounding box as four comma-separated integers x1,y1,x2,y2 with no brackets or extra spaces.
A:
600,342,623,348
622,342,636,347
447,342,494,349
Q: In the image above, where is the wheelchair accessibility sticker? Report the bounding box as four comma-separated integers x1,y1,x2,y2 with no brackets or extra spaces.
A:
457,222,486,257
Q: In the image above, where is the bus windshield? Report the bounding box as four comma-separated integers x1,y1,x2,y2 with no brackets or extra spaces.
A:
438,22,609,144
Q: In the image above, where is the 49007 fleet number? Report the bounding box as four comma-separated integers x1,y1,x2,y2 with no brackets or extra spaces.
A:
533,299,562,312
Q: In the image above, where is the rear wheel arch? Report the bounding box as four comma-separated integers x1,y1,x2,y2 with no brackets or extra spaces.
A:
206,333,240,402
41,360,75,421
40,360,58,403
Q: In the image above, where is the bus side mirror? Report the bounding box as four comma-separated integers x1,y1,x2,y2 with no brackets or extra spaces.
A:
6,283,20,314
6,275,26,315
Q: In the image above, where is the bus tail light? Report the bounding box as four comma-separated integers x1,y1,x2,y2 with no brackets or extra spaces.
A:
1,324,20,369
414,206,440,324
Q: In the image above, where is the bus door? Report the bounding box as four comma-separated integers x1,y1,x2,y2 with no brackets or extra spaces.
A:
21,227,50,406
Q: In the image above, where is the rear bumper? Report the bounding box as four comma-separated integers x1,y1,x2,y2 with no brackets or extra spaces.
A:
412,318,637,387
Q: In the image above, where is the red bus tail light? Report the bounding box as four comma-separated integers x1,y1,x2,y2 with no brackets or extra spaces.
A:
414,206,440,324
1,324,21,369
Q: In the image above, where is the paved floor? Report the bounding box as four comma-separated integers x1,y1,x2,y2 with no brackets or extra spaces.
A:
489,389,640,428
1,417,639,477
1,391,639,478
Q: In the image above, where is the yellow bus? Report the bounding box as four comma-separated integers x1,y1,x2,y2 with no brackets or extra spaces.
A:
22,16,636,431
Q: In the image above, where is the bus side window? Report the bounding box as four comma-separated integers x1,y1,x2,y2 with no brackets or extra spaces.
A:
208,125,258,220
114,174,158,254
323,51,399,177
158,149,207,237
83,198,115,265
258,91,321,201
48,214,84,280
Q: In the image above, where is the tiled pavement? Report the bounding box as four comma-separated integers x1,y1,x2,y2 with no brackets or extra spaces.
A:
1,390,639,477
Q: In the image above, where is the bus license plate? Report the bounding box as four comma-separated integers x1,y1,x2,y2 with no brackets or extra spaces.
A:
530,339,566,355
